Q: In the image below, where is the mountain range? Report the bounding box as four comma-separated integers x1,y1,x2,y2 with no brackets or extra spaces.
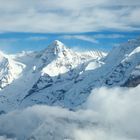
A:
0,38,140,113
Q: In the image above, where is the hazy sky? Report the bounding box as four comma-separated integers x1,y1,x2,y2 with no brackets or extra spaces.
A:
0,0,140,53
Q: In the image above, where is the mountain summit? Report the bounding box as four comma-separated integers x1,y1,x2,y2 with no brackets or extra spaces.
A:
41,40,79,61
48,40,65,51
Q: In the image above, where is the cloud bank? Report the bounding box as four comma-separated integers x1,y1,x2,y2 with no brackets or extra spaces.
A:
0,86,140,140
0,0,140,33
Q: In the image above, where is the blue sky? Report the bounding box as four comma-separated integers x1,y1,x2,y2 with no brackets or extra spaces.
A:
0,0,140,53
0,32,140,53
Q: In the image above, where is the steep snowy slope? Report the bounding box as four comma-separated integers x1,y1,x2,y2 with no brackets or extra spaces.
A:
0,51,25,90
104,38,140,86
121,47,140,87
77,50,106,60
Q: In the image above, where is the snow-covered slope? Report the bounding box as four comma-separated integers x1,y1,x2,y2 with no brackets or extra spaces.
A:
77,50,106,60
0,51,25,90
0,38,140,112
104,38,140,87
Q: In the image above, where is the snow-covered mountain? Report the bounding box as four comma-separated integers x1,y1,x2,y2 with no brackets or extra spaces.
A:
0,38,140,112
104,38,140,87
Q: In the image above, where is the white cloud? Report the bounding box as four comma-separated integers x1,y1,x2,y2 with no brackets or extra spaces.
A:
0,36,48,42
0,0,140,33
0,38,19,42
0,136,14,140
0,86,140,140
93,34,126,39
63,35,99,43
25,36,48,41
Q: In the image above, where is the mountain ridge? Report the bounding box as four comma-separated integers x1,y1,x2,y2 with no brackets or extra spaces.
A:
0,38,140,112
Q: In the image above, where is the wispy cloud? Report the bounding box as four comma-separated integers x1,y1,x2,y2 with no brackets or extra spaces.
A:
0,36,48,42
63,35,99,43
93,34,126,39
24,36,48,41
0,38,19,42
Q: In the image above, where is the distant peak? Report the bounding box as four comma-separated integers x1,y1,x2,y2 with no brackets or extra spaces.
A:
41,40,73,59
48,40,64,49
46,40,68,54
53,40,64,47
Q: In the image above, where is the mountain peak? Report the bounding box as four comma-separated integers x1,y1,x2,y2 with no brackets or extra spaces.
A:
43,40,72,58
48,40,65,51
52,40,64,47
